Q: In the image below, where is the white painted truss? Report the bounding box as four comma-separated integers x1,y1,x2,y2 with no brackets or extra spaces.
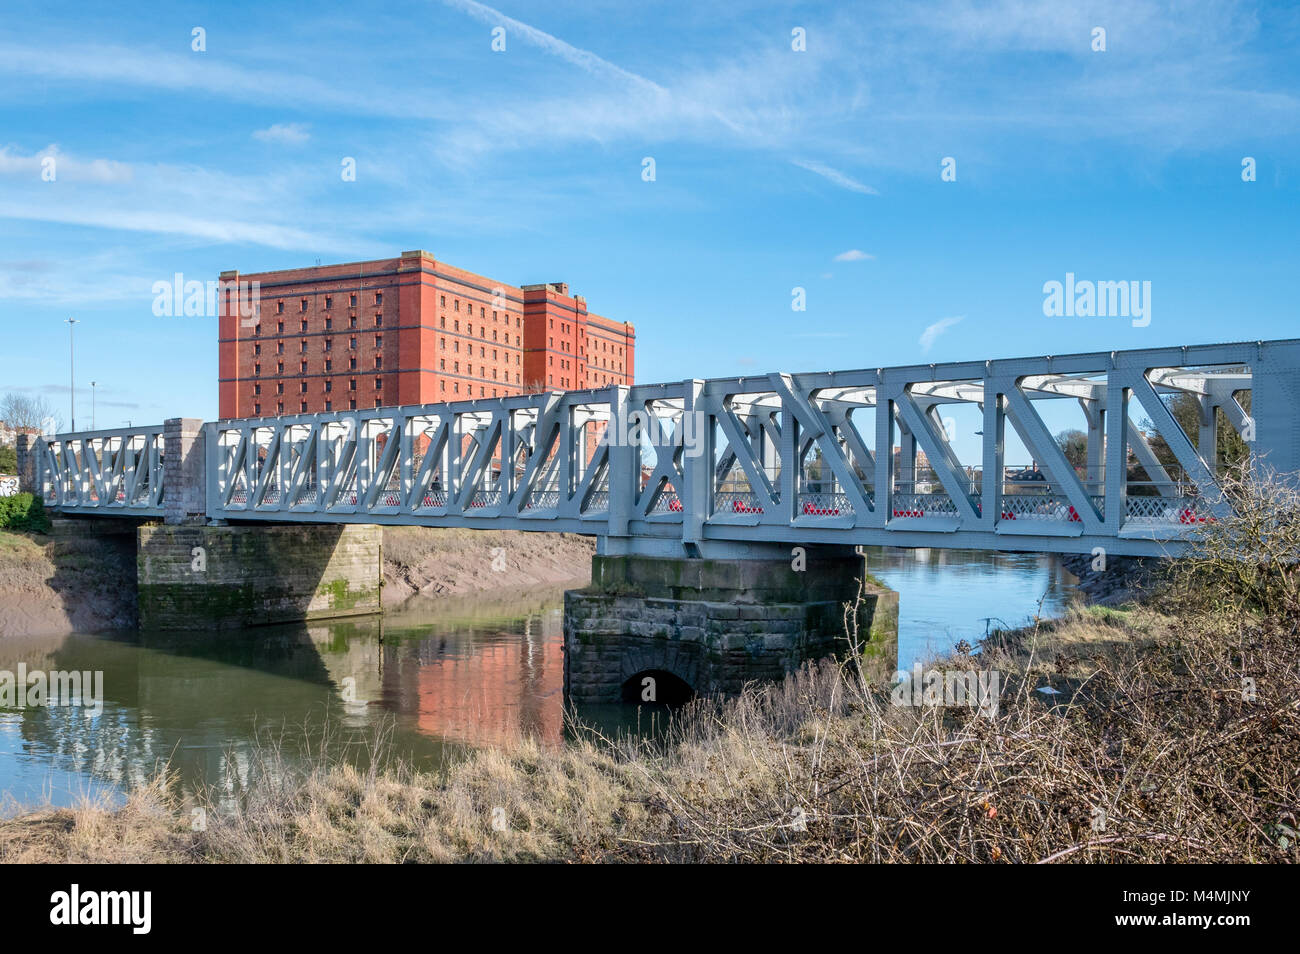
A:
37,338,1300,557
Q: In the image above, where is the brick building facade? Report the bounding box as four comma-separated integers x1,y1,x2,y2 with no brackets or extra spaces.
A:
217,250,634,420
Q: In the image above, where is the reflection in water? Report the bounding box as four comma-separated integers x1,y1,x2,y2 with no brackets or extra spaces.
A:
0,553,1076,812
865,547,1077,669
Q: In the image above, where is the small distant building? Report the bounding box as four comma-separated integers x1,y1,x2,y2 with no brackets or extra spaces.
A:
0,421,40,448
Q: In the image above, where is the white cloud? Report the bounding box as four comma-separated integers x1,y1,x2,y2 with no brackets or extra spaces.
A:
253,123,311,145
0,145,132,183
792,159,878,195
833,249,873,262
919,315,964,352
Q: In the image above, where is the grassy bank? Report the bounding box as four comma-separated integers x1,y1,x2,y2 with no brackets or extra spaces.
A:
3,470,1298,863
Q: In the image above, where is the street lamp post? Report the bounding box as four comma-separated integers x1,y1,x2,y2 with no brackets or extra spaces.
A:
64,317,79,431
90,381,97,430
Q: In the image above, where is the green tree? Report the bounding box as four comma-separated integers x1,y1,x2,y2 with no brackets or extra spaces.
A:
1143,390,1252,478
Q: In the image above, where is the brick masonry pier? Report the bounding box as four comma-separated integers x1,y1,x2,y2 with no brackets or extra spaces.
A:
563,545,898,703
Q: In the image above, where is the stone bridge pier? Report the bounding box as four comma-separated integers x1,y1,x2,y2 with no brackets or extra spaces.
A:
563,541,898,704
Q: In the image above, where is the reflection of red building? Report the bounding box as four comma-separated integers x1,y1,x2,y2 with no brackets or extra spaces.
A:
412,627,564,747
218,251,635,419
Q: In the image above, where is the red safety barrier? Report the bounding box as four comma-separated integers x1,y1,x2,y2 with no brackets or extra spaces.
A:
893,508,924,518
732,499,764,514
802,501,841,516
668,499,683,512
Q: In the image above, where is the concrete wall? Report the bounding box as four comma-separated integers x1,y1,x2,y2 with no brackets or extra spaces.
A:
138,524,381,630
564,549,897,703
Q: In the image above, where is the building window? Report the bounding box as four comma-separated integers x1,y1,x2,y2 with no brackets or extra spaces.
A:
350,293,357,307
375,377,383,389
254,343,261,356
325,380,332,392
254,384,261,396
375,314,383,327
375,356,382,369
277,402,284,414
349,316,357,329
300,382,308,393
300,361,307,373
325,338,332,351
301,401,308,412
325,317,332,330
454,300,459,311
277,301,285,314
375,334,383,347
325,296,333,309
324,359,332,371
349,399,356,409
300,299,308,312
277,321,284,334
254,403,261,415
325,400,332,411
440,295,446,306
349,336,357,349
254,323,261,336
300,340,307,353
374,292,382,306
375,399,382,408
349,379,357,391
350,357,357,370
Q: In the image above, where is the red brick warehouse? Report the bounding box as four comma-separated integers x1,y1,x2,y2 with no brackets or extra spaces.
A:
217,249,635,419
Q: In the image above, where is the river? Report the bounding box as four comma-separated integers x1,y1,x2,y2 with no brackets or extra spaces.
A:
0,548,1077,813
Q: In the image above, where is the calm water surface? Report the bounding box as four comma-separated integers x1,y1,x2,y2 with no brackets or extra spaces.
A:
0,551,1076,812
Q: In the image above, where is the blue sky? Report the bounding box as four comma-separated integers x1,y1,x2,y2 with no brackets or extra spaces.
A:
1,0,1297,459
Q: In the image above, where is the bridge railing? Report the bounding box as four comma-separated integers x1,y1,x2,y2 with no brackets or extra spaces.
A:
35,425,166,516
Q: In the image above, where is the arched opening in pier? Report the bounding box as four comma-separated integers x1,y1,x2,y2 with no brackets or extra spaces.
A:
620,669,694,706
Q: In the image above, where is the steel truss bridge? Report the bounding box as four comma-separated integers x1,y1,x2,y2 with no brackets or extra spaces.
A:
35,339,1300,557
